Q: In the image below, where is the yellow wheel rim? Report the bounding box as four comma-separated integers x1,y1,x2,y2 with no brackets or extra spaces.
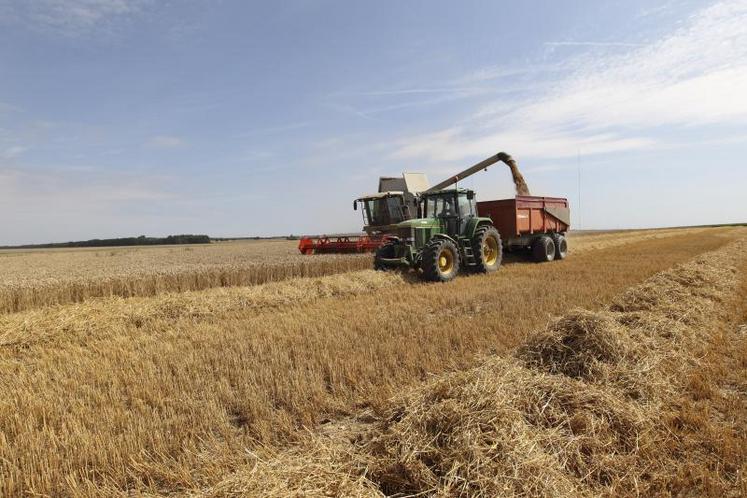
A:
483,236,499,266
438,249,454,274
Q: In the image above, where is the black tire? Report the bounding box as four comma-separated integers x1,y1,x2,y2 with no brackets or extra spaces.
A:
421,238,460,282
374,242,397,271
532,236,556,263
552,233,568,260
472,225,502,273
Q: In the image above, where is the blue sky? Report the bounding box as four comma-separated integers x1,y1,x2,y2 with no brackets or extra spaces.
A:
0,0,745,244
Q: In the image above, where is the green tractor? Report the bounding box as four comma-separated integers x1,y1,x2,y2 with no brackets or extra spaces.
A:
374,188,502,282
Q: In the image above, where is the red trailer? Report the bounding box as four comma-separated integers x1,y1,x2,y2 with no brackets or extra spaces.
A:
477,195,570,262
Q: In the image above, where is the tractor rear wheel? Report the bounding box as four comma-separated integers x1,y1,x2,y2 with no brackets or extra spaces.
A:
532,236,556,263
472,226,502,273
422,238,460,282
374,242,397,271
552,233,568,260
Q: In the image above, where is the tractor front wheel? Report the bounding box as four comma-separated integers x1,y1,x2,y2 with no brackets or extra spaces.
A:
472,226,502,273
422,238,460,282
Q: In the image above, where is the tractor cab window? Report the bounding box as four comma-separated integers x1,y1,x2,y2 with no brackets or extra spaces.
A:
425,194,458,218
458,193,476,218
425,192,476,219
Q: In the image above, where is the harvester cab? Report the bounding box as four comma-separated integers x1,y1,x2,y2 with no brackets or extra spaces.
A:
299,172,428,255
353,172,430,236
354,191,414,235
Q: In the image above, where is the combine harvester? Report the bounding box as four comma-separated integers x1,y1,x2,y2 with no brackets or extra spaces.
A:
297,173,430,255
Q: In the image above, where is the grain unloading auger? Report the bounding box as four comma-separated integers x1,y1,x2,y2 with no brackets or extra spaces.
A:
424,151,527,194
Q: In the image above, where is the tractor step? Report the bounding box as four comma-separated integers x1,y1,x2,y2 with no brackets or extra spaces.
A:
461,244,477,266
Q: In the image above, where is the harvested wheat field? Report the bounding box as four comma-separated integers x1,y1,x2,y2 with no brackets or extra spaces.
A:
1,227,745,497
0,239,370,314
0,228,708,315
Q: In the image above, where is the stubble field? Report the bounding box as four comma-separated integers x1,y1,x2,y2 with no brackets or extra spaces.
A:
0,228,714,315
0,227,745,497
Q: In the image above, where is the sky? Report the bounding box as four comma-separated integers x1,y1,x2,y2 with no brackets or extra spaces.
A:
0,0,745,244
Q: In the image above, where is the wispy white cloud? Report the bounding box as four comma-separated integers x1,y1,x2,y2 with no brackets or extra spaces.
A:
336,87,490,97
0,145,27,160
0,101,22,113
544,41,644,47
330,66,554,120
392,0,747,163
392,128,653,162
1,0,148,36
234,121,313,138
0,166,174,205
147,135,185,148
453,63,566,86
329,87,496,120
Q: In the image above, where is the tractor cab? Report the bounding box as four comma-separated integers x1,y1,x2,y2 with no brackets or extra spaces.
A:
420,188,477,237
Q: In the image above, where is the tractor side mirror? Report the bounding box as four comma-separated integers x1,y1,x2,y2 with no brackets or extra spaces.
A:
353,200,357,211
467,191,474,200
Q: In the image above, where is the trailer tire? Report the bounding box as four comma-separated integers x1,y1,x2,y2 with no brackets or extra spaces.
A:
422,238,460,282
472,226,502,273
374,242,397,271
532,236,556,263
552,233,568,260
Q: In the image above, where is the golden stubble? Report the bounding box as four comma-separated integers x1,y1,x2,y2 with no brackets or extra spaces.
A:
0,227,742,496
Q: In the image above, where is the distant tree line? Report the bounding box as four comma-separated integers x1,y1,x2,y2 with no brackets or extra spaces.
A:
211,235,302,241
2,234,211,249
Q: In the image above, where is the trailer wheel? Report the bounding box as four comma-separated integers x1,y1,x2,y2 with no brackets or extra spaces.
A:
552,233,568,260
374,242,397,271
532,236,556,263
472,226,502,273
422,238,460,282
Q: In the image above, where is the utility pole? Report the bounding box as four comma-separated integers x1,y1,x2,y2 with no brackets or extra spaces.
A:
577,150,582,230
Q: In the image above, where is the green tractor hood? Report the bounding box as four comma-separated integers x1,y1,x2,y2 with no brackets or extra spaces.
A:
394,218,440,229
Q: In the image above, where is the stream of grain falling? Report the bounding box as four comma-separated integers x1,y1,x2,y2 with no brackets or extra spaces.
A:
503,154,531,196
